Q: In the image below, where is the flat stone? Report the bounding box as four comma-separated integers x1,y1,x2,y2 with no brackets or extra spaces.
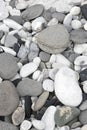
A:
20,120,32,130
22,4,44,20
70,29,87,43
71,122,82,129
79,100,87,111
34,91,49,111
42,10,52,22
79,110,87,125
0,53,19,79
0,121,18,130
9,16,24,25
9,0,16,8
54,106,80,127
52,12,65,22
17,78,43,97
37,24,70,54
0,81,19,116
39,51,50,62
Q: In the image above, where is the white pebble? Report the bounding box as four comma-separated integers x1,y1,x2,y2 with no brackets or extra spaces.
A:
23,22,31,30
71,20,81,29
10,73,21,81
20,120,32,130
16,2,28,10
17,62,23,69
49,68,58,80
81,19,87,25
48,18,58,26
18,29,28,38
32,17,47,32
70,6,80,15
0,24,9,32
32,119,45,130
9,8,21,16
32,70,41,80
43,79,54,92
81,125,87,130
84,23,87,30
33,57,41,66
49,54,57,64
74,55,87,66
63,13,72,27
3,18,22,30
74,44,87,54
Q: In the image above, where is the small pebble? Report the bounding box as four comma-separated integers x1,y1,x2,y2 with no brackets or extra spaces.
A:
71,20,81,29
32,119,45,130
20,120,32,130
43,79,54,92
39,51,50,62
70,6,80,15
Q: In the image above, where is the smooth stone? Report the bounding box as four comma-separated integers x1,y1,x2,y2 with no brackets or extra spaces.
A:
12,106,25,126
55,67,82,106
70,6,80,15
59,126,70,130
82,81,87,93
68,0,82,4
17,78,43,96
9,0,16,8
80,69,87,82
0,81,19,116
20,120,32,130
81,125,87,130
39,51,50,62
52,12,65,23
0,121,18,130
81,4,87,20
16,1,28,10
71,122,82,129
71,20,81,29
32,119,45,130
0,53,18,79
43,79,54,92
32,17,47,32
32,70,41,80
49,68,58,80
47,18,58,26
41,106,56,130
84,23,87,30
24,96,32,118
54,106,80,127
5,34,17,47
70,29,87,43
13,43,20,53
0,31,3,39
79,100,87,110
63,13,72,28
37,24,70,54
42,10,52,22
9,8,21,16
74,43,87,54
22,4,44,20
23,22,31,30
79,110,87,124
34,91,49,111
71,128,81,130
9,16,24,25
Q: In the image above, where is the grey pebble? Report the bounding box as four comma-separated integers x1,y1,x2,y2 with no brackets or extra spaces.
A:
9,0,16,8
42,10,52,22
70,29,87,44
0,81,19,116
52,12,65,23
9,16,24,25
0,31,3,39
5,34,18,47
79,110,87,125
39,51,50,62
0,53,19,79
22,4,44,20
0,121,19,130
71,122,82,129
17,78,43,97
79,100,87,111
37,24,70,54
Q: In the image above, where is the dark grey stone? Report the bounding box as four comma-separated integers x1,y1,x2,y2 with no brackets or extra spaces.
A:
79,110,87,125
52,12,65,22
39,51,50,62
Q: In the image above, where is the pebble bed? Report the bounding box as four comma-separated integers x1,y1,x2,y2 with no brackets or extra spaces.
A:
1,0,87,130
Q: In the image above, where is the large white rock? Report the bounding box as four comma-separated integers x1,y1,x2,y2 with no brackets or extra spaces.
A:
55,67,82,106
41,106,56,130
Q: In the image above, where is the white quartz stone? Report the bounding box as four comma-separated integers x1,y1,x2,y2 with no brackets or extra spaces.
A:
32,119,45,130
48,18,58,26
63,13,72,27
23,22,31,30
55,67,82,106
70,6,80,15
84,23,87,31
0,24,9,32
32,70,41,80
43,79,54,92
74,44,87,54
20,120,32,130
71,20,81,29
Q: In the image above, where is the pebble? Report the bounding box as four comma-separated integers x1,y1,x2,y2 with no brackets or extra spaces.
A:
5,34,17,47
9,16,24,25
3,18,23,30
70,6,80,15
32,70,41,80
39,51,50,62
17,45,28,59
20,120,32,130
83,23,87,30
22,4,44,20
71,122,82,129
80,69,87,82
32,119,45,130
12,106,25,126
81,125,87,130
52,12,65,23
9,8,21,16
74,44,87,54
32,17,47,32
0,53,18,79
82,81,87,93
55,67,82,106
37,24,70,54
47,18,58,26
79,100,87,110
70,29,87,43
34,91,49,111
0,81,19,116
17,78,43,96
63,13,72,30
16,1,28,10
42,10,52,22
81,4,87,20
23,22,31,30
54,106,80,127
41,106,56,130
79,110,87,124
59,126,70,130
0,24,9,32
71,20,81,29
43,79,54,92
49,68,58,80
0,121,18,130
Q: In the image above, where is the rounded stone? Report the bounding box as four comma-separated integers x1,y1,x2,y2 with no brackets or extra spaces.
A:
0,53,19,79
0,81,19,116
17,78,43,97
79,110,87,125
37,24,70,54
22,4,44,20
39,51,50,62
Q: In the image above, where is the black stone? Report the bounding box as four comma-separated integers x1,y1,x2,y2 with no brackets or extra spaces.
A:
81,4,87,20
24,96,32,118
13,43,20,53
12,78,22,87
80,68,87,82
0,116,4,121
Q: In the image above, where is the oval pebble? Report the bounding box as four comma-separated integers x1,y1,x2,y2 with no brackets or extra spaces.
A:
43,79,54,92
20,120,32,130
32,70,41,80
32,119,45,130
70,6,80,15
71,20,81,29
